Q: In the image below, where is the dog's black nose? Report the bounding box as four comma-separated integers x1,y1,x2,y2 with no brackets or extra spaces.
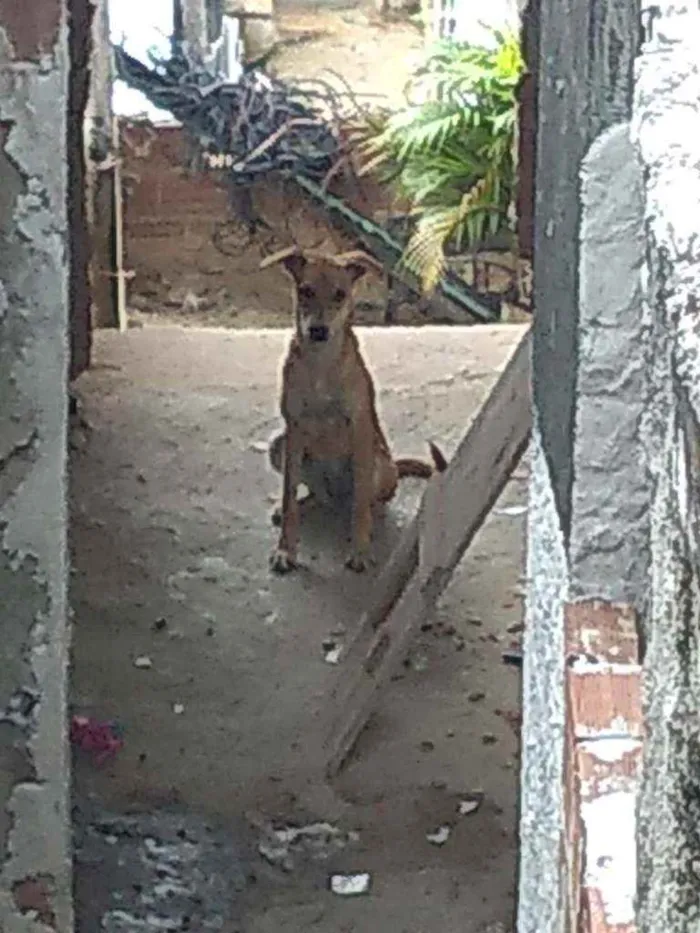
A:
308,325,329,342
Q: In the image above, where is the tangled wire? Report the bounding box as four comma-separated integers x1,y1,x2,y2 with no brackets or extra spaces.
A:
113,44,375,187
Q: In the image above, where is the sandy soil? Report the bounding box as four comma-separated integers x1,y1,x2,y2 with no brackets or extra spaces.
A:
70,325,526,932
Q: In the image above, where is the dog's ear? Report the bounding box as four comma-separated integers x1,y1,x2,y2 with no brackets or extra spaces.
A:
336,251,383,283
345,261,370,284
281,253,308,283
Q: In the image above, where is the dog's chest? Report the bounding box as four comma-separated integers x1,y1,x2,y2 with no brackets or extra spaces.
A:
287,368,352,424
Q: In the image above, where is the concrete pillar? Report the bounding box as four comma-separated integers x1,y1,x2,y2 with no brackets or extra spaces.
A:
0,1,72,931
518,0,645,930
632,4,700,928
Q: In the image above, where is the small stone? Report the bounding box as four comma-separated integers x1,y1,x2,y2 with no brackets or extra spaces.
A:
458,797,481,816
173,703,185,715
482,733,498,745
330,872,371,895
506,622,524,634
468,690,486,702
420,740,435,752
134,656,152,669
152,617,167,632
467,617,483,627
453,635,466,651
426,825,451,846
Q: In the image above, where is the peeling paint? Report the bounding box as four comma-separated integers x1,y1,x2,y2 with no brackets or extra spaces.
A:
580,789,637,926
0,0,72,929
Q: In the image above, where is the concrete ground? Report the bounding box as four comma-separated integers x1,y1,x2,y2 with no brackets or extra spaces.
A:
69,324,528,933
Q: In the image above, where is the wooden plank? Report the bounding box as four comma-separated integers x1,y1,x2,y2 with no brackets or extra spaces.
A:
325,327,532,776
335,325,532,672
113,115,128,332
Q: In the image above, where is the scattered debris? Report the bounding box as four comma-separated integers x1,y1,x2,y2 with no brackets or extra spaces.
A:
256,821,359,872
323,638,343,664
70,716,124,766
493,504,527,517
330,872,371,896
482,733,498,745
1,687,40,729
426,825,451,846
501,650,523,667
74,809,246,931
458,795,483,816
133,655,153,669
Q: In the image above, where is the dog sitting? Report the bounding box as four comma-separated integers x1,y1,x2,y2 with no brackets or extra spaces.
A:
262,246,446,574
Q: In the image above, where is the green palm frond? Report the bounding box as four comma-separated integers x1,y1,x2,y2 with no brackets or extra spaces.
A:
360,26,524,291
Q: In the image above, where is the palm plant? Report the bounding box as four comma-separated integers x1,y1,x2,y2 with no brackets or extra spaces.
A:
360,29,523,292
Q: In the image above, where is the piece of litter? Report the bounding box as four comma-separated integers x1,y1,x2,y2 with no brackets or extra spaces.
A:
330,873,371,896
502,649,523,667
133,656,152,669
250,441,268,453
426,825,451,846
493,504,527,517
296,482,311,503
70,715,124,766
264,612,279,626
324,645,342,665
172,703,185,715
458,798,481,816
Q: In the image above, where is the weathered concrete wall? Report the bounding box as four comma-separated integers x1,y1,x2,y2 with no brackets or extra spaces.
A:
518,0,644,929
0,1,73,930
632,4,700,928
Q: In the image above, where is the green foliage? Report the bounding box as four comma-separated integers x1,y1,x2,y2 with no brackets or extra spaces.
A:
360,29,523,292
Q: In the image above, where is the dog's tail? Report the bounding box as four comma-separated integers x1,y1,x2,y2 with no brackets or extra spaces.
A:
395,442,448,479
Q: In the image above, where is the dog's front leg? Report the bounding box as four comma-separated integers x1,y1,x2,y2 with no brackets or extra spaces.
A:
346,423,375,573
270,423,304,574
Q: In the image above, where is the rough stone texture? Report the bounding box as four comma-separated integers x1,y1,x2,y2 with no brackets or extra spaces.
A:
632,4,700,928
532,0,639,542
519,1,641,929
0,1,72,930
517,424,568,933
569,123,649,605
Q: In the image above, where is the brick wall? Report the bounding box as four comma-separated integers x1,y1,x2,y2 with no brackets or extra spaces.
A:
119,120,398,321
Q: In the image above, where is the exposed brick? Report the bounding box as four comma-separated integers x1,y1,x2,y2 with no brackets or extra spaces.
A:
0,0,62,62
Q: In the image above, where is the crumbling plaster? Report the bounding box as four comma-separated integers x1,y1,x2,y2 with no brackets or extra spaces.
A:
633,3,700,926
0,4,73,931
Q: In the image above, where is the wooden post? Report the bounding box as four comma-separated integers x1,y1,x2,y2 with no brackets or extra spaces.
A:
325,326,532,776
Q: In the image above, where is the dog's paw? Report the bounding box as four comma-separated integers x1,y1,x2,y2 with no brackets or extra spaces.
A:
270,548,297,574
270,505,282,527
345,550,370,573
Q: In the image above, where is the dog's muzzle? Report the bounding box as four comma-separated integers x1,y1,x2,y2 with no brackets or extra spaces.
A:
308,325,329,343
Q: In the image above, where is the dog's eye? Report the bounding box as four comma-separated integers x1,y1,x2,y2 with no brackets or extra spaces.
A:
333,288,346,303
298,285,314,301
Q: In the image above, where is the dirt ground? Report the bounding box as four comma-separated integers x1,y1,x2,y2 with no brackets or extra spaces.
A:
270,5,425,109
69,324,527,932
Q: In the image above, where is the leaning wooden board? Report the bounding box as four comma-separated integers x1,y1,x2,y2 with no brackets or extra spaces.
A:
325,326,532,778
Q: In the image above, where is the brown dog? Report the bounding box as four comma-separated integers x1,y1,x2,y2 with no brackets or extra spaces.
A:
263,246,446,574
